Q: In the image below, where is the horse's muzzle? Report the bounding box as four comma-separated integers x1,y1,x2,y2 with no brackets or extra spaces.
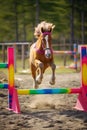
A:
45,48,52,58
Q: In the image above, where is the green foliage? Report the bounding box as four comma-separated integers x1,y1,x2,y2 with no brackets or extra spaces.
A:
0,0,87,43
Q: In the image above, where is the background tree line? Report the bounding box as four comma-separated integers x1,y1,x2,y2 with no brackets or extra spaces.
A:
0,0,87,46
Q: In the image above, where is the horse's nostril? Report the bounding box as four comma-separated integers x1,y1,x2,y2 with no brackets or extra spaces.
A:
45,49,51,58
47,54,50,57
45,53,51,58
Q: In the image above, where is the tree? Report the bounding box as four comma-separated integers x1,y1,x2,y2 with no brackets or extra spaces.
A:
0,0,87,43
70,0,75,50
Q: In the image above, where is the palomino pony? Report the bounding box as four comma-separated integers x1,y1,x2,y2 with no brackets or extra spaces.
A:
29,21,56,89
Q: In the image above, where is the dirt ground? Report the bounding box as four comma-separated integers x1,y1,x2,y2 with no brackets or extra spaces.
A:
0,72,87,130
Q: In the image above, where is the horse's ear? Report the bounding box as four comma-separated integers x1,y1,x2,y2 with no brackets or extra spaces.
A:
52,25,55,29
49,25,55,32
41,27,44,33
49,28,52,32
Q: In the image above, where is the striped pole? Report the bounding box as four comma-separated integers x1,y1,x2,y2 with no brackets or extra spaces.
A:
53,44,76,55
0,86,81,95
17,88,81,95
0,63,8,68
53,44,77,70
53,50,74,54
0,83,8,89
73,44,77,70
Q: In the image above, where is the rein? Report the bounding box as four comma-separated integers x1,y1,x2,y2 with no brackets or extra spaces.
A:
34,43,51,55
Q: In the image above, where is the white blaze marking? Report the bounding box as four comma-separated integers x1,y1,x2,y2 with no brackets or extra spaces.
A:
45,35,49,48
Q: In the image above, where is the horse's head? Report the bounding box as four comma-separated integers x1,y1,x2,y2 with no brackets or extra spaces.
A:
41,29,52,59
34,21,55,59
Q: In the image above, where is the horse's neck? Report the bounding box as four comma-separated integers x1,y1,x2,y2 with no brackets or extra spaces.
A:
35,38,42,50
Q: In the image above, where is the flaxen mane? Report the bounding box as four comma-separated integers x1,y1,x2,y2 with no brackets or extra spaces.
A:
34,21,55,38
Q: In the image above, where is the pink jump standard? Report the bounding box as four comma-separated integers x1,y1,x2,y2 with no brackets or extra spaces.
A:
75,46,87,111
7,47,20,113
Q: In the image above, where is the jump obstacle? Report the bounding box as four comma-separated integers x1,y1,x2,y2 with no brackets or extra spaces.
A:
53,44,77,70
0,46,87,113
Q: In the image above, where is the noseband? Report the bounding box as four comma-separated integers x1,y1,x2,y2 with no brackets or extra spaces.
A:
42,32,51,35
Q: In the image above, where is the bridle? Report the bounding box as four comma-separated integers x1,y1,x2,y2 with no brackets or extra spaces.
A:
35,32,53,58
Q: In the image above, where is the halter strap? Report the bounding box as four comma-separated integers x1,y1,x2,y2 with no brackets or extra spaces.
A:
33,43,44,54
33,43,53,55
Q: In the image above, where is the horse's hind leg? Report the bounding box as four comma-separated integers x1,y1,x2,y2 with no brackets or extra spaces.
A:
30,64,39,89
49,63,56,85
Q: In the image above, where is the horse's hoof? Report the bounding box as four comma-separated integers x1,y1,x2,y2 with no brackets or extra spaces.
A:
49,81,55,85
33,84,39,89
33,86,38,89
34,85,39,89
36,80,41,84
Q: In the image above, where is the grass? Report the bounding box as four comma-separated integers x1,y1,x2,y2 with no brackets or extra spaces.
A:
45,66,77,74
0,54,80,75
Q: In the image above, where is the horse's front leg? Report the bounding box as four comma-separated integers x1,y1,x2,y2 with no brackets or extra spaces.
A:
30,63,39,89
49,63,56,85
35,59,44,85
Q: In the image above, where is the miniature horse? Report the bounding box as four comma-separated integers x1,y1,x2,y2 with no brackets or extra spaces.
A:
29,21,56,88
